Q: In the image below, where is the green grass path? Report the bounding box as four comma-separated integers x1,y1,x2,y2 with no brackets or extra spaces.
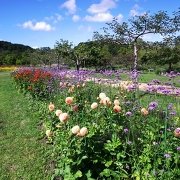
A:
0,71,52,180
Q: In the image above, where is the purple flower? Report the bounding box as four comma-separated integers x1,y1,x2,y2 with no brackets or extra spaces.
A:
152,171,157,175
175,128,180,133
170,110,176,115
126,165,129,169
127,141,132,145
149,102,158,107
124,128,128,133
168,103,173,110
152,79,161,84
177,147,180,151
126,111,133,116
148,106,155,111
164,154,171,158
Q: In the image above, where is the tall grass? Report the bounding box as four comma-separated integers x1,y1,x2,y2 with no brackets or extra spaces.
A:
0,71,52,180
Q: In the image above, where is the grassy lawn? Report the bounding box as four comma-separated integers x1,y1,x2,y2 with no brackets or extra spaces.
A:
0,71,52,180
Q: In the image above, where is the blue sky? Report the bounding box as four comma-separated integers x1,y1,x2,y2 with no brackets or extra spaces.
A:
0,0,179,49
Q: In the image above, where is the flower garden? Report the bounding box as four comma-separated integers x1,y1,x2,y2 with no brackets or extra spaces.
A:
11,67,180,179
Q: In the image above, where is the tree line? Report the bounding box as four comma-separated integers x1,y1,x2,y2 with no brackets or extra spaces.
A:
0,8,180,72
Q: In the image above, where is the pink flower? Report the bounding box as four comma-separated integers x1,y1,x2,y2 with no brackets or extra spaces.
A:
103,97,111,106
59,113,69,123
114,99,120,106
174,128,180,137
99,93,106,100
77,127,88,137
71,125,80,134
113,105,121,113
46,130,52,137
49,102,55,111
141,108,149,115
55,110,62,116
65,97,73,105
91,102,98,110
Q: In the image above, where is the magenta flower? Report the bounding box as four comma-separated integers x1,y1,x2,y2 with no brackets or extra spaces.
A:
164,154,171,158
124,128,129,133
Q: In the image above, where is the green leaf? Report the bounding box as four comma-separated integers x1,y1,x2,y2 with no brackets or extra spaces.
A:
105,160,113,167
74,170,82,178
100,169,111,177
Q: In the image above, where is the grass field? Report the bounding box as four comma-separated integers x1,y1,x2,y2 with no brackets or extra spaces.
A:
0,71,52,180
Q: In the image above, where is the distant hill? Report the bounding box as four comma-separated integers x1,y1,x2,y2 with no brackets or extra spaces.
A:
0,41,33,65
0,41,32,52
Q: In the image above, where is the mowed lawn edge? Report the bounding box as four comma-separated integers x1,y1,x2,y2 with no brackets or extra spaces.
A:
0,71,52,180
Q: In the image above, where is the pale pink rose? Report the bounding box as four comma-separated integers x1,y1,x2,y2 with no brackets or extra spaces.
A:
99,93,106,100
65,97,73,105
71,125,80,134
77,127,88,137
114,99,120,106
91,102,98,110
59,113,69,123
46,130,52,137
59,82,63,86
113,105,121,113
49,102,55,111
103,97,110,105
55,110,62,116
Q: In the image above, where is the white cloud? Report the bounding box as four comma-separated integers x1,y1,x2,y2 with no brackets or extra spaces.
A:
44,15,54,21
55,14,63,21
78,25,93,33
72,15,80,22
116,14,123,22
84,12,114,22
19,20,55,31
78,25,84,30
32,46,39,49
87,0,116,14
141,34,152,41
87,25,93,32
129,4,145,17
61,0,77,14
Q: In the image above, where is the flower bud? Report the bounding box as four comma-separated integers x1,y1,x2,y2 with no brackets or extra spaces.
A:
49,102,55,111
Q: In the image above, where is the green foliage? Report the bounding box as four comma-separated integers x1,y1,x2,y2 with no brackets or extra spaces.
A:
0,41,33,65
0,71,52,179
12,68,180,179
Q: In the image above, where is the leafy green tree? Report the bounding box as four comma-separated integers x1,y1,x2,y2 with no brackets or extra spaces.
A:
70,43,90,71
93,8,180,73
54,39,73,69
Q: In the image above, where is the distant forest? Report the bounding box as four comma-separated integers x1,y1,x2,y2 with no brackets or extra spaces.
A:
0,41,33,65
